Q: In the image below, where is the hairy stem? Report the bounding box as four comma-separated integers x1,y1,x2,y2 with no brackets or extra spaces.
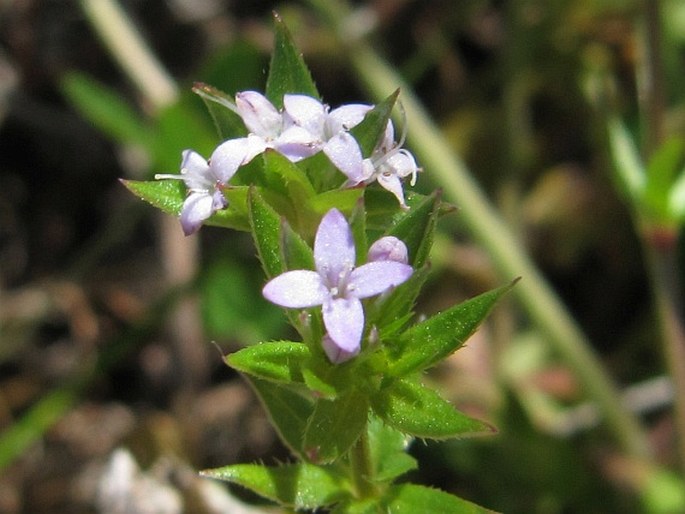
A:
349,428,378,499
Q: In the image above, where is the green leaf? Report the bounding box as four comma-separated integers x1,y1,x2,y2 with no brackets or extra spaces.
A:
382,484,499,514
307,189,366,219
226,342,310,384
387,190,440,268
349,90,399,157
387,281,516,377
331,498,379,514
191,82,246,140
122,180,251,231
281,218,315,271
370,265,430,338
122,179,185,215
367,415,417,482
303,390,370,463
607,117,645,202
668,164,685,221
247,377,313,457
248,187,285,278
61,72,154,147
371,378,494,439
265,13,319,108
643,137,685,221
201,463,349,509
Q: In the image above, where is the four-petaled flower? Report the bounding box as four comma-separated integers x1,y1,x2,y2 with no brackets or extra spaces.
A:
236,91,371,164
325,120,420,208
262,208,413,363
154,138,256,235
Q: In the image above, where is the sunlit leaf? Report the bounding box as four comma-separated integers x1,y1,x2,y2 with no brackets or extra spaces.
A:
387,280,516,377
382,484,499,513
265,13,319,107
201,462,349,509
371,378,494,439
226,342,310,384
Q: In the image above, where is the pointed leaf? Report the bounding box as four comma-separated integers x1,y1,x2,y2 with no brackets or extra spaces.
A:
201,463,349,509
281,218,315,271
248,187,285,278
122,180,251,231
226,342,310,384
371,378,494,439
383,484,499,514
304,390,369,463
349,90,399,157
387,281,516,377
192,82,246,140
386,190,440,268
247,377,313,457
266,13,319,108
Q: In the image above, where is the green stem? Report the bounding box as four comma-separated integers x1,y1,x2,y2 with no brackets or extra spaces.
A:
642,229,685,473
349,428,378,499
308,0,651,460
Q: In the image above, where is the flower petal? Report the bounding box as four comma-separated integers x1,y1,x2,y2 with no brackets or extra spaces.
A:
376,171,407,207
367,236,409,264
314,209,356,280
348,261,413,299
209,138,251,183
236,91,282,138
323,297,364,353
323,132,365,183
322,333,359,364
276,126,321,161
262,270,328,308
386,149,419,183
180,192,215,236
283,94,326,136
180,150,211,190
326,104,371,134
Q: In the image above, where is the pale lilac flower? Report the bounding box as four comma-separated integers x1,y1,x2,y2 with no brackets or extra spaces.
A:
237,91,371,164
155,138,254,235
325,121,420,208
262,208,413,363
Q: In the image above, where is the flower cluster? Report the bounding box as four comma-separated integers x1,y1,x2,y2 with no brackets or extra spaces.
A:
155,91,420,235
262,208,413,363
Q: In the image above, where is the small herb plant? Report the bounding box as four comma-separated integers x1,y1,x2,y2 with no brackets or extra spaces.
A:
124,15,513,513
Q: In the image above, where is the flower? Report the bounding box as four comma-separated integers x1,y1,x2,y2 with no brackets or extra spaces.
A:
262,208,413,363
236,91,371,164
324,120,420,208
155,138,255,235
367,236,409,264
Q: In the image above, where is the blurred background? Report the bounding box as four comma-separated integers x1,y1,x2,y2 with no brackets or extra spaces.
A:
1,0,684,512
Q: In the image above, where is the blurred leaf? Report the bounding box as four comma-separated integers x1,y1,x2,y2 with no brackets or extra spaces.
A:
201,462,349,509
382,484,499,514
607,118,645,202
643,466,685,514
201,258,284,341
303,390,369,463
265,13,320,108
643,137,685,221
349,90,399,157
367,415,417,482
386,281,516,377
371,378,494,440
199,39,267,95
668,164,685,221
247,377,313,458
226,342,310,384
61,72,154,147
